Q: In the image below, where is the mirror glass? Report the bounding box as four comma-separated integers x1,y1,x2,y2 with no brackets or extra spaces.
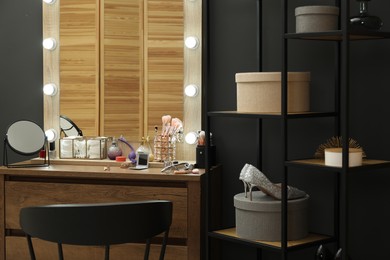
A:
59,0,185,139
43,0,202,160
6,120,46,155
60,115,83,137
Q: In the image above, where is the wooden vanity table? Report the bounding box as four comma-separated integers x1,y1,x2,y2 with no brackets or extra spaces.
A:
0,160,217,260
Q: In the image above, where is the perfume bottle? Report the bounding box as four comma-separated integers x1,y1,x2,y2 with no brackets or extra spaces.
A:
107,138,122,160
350,0,383,30
137,136,154,161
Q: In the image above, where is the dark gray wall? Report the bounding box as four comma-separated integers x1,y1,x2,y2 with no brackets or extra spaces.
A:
1,0,390,259
0,0,43,164
208,0,390,259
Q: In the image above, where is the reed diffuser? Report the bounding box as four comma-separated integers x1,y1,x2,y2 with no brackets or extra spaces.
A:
350,0,383,30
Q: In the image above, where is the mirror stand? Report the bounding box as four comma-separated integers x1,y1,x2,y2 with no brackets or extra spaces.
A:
3,138,50,168
3,120,51,168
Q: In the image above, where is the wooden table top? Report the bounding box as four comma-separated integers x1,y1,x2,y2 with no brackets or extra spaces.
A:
0,159,205,182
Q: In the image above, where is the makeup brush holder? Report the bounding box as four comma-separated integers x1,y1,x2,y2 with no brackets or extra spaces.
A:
153,135,176,162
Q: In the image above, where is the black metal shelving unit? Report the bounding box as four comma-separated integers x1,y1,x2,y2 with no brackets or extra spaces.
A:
205,0,390,259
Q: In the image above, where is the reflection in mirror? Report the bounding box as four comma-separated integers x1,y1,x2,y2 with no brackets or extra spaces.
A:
43,0,202,161
3,120,49,167
59,0,186,140
60,115,83,137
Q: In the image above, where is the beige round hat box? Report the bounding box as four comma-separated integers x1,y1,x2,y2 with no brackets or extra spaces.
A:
235,72,310,113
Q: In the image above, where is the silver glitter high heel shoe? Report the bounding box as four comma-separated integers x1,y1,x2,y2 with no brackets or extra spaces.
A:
239,164,251,198
242,164,306,201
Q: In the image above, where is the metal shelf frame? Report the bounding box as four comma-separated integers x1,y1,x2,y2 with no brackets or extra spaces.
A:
204,0,390,259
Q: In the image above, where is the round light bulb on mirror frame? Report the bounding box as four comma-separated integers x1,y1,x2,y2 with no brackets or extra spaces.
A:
42,38,57,50
45,128,58,142
185,132,198,145
43,0,56,4
185,36,199,49
43,83,58,96
184,84,199,97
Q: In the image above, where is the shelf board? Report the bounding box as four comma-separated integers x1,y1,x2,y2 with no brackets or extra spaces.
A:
207,111,336,119
287,158,390,172
209,228,333,251
285,30,390,41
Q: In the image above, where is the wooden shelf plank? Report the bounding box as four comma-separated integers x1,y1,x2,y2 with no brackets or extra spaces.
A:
287,158,390,171
285,30,390,41
210,228,331,250
207,111,336,119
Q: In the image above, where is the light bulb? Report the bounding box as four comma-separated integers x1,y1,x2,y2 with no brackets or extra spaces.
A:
43,83,58,96
185,132,198,145
45,129,58,142
43,38,57,50
43,0,56,4
185,36,199,49
184,84,199,97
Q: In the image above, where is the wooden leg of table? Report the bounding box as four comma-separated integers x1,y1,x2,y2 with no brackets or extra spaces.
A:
0,175,5,260
187,180,201,260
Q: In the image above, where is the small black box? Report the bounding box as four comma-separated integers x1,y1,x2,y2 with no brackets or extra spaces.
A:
196,145,216,168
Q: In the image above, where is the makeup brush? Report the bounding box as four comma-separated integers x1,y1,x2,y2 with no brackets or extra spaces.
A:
171,118,183,135
161,115,172,136
198,131,206,146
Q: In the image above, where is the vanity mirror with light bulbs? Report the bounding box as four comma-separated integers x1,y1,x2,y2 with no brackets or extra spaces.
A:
42,0,202,161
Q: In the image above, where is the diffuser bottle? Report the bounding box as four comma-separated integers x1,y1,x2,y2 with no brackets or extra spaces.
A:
350,0,383,30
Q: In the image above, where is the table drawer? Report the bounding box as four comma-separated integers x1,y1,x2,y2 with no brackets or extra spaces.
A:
5,181,188,238
6,236,188,260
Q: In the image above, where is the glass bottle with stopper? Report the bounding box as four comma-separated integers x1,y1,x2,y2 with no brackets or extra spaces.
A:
350,0,383,30
107,137,122,160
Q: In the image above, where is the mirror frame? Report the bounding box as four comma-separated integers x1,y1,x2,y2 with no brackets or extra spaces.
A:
3,120,50,168
6,120,46,155
42,0,202,161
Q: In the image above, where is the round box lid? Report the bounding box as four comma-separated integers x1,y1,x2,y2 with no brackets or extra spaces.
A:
234,191,309,212
235,72,310,83
295,5,339,16
325,147,362,153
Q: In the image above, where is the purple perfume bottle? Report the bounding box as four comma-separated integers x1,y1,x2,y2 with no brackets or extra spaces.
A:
107,138,122,160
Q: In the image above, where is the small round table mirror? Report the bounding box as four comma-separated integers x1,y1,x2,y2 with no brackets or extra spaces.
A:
60,115,83,137
6,120,46,155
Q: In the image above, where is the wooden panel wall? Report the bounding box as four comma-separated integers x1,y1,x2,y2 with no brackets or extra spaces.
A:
101,0,143,141
60,0,100,136
59,0,184,146
144,0,184,137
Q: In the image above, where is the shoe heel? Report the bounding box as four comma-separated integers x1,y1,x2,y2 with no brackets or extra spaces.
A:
248,184,254,201
242,180,248,198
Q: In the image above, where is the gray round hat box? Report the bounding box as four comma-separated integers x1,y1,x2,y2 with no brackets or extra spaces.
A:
295,5,339,33
234,191,309,241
